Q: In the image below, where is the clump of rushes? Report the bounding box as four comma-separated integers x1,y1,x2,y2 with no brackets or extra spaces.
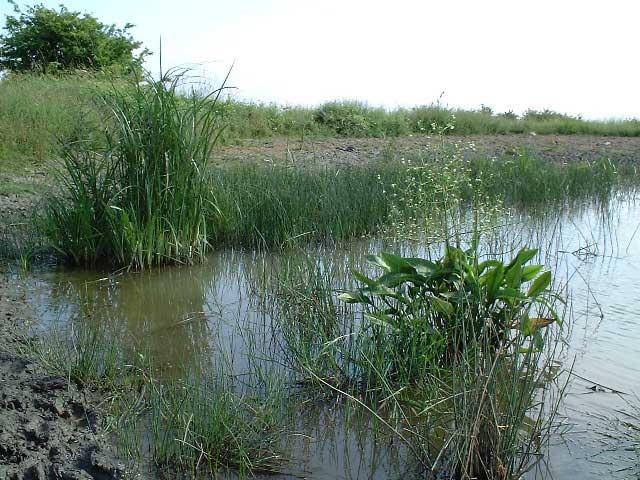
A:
146,371,286,476
41,67,226,268
209,163,401,248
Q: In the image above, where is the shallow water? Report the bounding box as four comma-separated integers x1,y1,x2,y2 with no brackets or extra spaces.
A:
25,196,640,479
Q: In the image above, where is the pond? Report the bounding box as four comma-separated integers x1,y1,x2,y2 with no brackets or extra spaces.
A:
23,193,640,479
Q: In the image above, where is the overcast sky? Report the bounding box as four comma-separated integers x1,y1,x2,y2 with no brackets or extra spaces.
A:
1,0,638,119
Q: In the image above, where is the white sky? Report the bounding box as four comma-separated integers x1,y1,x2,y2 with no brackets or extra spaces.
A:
1,0,638,119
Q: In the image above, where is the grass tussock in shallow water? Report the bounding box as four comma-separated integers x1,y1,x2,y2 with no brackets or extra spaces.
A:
41,68,225,268
262,242,566,479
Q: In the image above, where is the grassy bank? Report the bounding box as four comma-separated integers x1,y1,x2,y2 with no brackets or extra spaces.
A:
1,73,640,168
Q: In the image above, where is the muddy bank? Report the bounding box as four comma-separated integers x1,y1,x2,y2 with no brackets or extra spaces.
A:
0,275,130,480
217,133,640,166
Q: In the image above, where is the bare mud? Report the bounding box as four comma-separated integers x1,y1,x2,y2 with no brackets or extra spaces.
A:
216,133,640,166
0,276,130,480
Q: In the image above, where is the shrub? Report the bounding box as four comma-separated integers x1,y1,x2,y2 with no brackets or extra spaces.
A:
313,101,373,136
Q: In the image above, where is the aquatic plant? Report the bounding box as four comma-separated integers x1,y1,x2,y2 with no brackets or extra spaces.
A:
145,371,286,476
336,244,564,479
209,162,400,248
339,245,559,376
41,67,226,268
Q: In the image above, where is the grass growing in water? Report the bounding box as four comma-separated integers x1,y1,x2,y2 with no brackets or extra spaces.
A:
144,368,286,476
209,162,401,248
41,68,225,268
259,241,565,479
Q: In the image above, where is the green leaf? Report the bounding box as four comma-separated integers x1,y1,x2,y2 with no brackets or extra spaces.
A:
505,264,523,289
351,268,377,288
364,284,400,298
430,297,454,316
495,287,524,302
535,297,564,327
484,264,504,300
521,264,543,282
378,272,425,288
527,271,551,297
379,252,416,273
405,257,437,275
506,248,538,271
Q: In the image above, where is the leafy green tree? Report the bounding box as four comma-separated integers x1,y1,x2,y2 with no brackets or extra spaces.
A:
0,1,149,73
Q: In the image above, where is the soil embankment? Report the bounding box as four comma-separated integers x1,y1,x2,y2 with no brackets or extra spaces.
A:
216,133,640,166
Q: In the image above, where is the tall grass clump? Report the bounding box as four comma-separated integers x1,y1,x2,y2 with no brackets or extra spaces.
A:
41,68,225,268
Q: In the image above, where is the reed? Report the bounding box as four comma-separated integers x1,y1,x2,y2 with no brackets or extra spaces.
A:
41,67,225,268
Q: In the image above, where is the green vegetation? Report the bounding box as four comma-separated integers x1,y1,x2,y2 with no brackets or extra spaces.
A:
209,163,399,248
0,2,148,74
339,246,559,377
41,68,224,268
337,246,562,479
223,100,640,139
19,317,288,477
243,240,566,479
32,73,638,268
146,372,285,475
0,73,110,163
29,146,640,268
0,74,639,169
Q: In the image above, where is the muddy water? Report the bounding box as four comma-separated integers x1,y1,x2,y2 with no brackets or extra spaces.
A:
25,196,640,479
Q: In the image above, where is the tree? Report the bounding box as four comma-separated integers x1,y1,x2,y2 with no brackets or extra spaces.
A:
0,1,149,74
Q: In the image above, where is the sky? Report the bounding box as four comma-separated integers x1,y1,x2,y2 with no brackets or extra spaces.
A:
1,0,638,119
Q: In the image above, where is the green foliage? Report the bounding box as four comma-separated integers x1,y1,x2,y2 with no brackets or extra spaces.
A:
310,101,409,137
313,101,376,137
472,155,626,208
147,373,285,475
0,73,107,162
1,73,640,167
339,245,561,382
209,163,400,248
41,68,224,268
523,108,576,122
0,2,148,74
